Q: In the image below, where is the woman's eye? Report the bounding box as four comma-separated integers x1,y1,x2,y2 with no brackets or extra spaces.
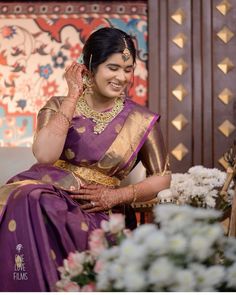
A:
109,67,118,71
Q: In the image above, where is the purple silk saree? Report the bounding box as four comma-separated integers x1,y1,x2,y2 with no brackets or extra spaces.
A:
0,97,167,291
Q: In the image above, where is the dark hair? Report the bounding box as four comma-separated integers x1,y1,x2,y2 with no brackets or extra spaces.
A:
82,27,136,72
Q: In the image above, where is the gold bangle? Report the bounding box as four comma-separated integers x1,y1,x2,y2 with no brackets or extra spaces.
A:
131,184,138,204
57,110,71,125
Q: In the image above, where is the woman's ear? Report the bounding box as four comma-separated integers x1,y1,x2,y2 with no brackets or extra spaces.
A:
82,73,94,94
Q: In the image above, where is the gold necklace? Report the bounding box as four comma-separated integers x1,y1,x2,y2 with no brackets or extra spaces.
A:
77,96,124,134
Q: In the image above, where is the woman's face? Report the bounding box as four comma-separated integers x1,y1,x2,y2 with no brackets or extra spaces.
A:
92,53,134,100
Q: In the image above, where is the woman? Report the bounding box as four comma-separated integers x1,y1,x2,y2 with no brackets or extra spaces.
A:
0,27,171,291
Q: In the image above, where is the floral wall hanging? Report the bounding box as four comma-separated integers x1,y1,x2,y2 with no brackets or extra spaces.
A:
0,2,147,146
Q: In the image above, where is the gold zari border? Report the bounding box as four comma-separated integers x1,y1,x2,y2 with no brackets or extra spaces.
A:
0,179,46,209
92,109,157,177
54,160,120,187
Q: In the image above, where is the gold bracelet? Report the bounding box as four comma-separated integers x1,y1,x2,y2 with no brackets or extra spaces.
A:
131,184,138,204
57,110,71,125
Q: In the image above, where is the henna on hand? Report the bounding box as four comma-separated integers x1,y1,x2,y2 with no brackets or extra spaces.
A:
64,62,87,100
72,184,134,213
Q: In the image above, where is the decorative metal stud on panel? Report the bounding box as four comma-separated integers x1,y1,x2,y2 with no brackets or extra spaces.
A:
217,57,234,74
171,114,188,131
172,84,188,101
172,58,188,75
172,33,187,48
171,8,186,25
218,88,234,105
171,143,189,161
216,0,232,16
218,120,236,137
217,25,234,44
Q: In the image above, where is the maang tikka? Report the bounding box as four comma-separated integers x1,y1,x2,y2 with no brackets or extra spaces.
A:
122,37,131,62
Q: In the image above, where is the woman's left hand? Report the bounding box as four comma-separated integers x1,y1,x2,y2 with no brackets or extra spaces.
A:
72,184,132,213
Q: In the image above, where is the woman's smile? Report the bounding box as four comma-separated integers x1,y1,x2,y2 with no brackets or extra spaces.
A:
109,81,124,92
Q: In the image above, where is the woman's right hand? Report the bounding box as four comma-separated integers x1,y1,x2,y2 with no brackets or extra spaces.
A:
72,184,134,212
64,62,87,100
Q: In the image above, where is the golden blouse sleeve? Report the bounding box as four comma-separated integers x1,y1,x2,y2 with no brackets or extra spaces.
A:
138,121,171,176
35,96,63,134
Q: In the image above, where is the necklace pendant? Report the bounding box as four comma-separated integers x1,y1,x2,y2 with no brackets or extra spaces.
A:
94,122,106,134
77,96,125,134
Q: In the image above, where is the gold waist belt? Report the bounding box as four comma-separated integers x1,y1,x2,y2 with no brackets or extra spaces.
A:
54,160,120,187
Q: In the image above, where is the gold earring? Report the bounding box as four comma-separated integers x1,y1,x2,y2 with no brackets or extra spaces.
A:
120,91,126,99
83,74,94,94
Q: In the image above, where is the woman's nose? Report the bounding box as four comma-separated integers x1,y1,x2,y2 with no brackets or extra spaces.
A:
116,70,127,82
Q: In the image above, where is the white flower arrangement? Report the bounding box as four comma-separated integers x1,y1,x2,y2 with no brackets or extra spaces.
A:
55,165,236,292
56,205,236,292
55,214,128,292
95,205,236,292
159,165,235,209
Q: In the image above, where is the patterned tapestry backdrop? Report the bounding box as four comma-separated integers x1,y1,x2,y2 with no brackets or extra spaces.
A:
0,1,147,147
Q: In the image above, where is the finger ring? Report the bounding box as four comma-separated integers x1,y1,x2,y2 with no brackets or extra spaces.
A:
91,201,96,207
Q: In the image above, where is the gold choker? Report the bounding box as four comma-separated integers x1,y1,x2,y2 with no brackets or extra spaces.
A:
77,96,124,134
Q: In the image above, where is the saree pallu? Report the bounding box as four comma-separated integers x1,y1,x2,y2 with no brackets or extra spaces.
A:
0,181,107,291
0,97,169,291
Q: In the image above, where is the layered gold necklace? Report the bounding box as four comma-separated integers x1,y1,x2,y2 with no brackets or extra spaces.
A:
77,96,125,134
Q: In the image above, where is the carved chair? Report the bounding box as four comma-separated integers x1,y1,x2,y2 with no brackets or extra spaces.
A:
121,162,175,224
219,141,236,237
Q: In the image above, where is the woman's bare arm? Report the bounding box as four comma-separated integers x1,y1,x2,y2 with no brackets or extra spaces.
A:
32,62,86,164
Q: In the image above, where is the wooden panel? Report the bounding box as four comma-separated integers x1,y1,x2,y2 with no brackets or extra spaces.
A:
192,0,203,165
202,0,214,167
148,0,169,142
148,0,236,172
159,0,169,149
212,0,236,169
168,0,192,172
148,0,159,113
